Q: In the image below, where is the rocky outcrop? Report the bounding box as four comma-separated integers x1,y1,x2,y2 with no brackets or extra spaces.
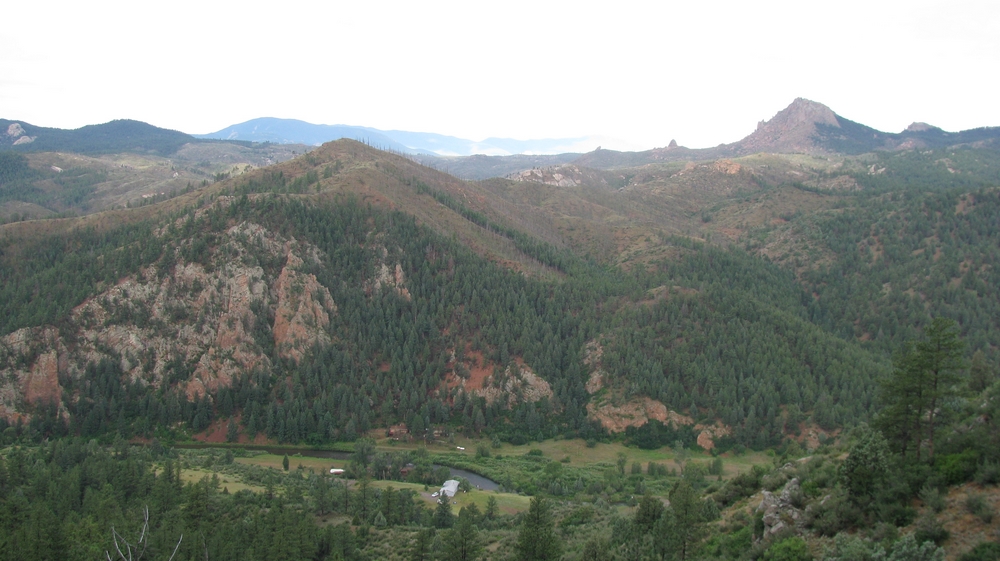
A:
583,340,605,394
0,220,339,420
272,249,336,362
756,477,805,540
475,363,553,408
366,260,410,300
510,164,598,188
739,98,840,155
586,396,677,432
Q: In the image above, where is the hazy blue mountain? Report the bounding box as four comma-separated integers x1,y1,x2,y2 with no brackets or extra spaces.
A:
194,118,423,153
197,117,613,156
384,130,605,156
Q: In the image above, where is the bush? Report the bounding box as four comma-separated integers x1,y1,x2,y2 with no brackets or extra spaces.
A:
822,533,885,561
958,542,1000,561
805,492,861,536
763,536,812,561
714,465,767,506
975,461,1000,486
704,526,752,560
913,513,950,546
936,450,980,485
886,533,944,561
920,485,946,513
559,505,595,527
965,494,994,524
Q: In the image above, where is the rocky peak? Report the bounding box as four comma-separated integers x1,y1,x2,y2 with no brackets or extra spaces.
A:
740,98,840,155
905,122,939,132
777,97,839,128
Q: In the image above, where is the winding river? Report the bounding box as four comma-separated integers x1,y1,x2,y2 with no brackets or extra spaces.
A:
175,445,499,491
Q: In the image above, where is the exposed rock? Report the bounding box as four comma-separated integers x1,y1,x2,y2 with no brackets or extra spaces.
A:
12,136,35,145
272,249,337,362
586,396,687,432
0,219,342,420
475,363,553,408
583,339,605,394
741,98,840,155
712,160,742,175
696,423,733,450
366,257,411,300
511,164,586,187
6,123,25,137
906,122,938,132
756,478,804,541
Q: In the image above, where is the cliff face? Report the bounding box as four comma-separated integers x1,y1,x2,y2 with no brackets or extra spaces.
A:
0,219,336,421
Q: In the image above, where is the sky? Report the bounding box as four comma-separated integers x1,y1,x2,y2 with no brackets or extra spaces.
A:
3,0,999,151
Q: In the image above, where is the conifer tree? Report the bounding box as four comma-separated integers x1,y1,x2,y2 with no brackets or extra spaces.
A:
433,498,454,529
515,496,561,561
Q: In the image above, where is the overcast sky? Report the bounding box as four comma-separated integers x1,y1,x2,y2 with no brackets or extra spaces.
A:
3,0,998,151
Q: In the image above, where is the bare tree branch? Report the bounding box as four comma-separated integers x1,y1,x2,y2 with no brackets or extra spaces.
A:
106,505,180,561
110,526,130,561
167,534,183,561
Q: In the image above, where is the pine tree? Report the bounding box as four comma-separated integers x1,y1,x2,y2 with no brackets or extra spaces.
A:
408,528,435,561
441,510,482,561
877,317,965,461
839,425,890,509
515,496,561,561
226,419,239,443
666,480,706,561
433,498,454,529
968,349,993,393
919,317,965,460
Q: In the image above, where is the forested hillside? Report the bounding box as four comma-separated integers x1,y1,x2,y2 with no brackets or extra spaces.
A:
2,135,1000,560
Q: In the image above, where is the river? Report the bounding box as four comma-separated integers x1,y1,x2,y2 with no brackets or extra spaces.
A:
174,444,500,491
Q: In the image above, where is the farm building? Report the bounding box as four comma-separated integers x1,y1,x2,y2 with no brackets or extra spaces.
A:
439,480,460,501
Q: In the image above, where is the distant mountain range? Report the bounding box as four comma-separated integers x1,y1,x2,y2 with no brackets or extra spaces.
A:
194,101,1000,159
194,118,631,156
5,98,1000,163
1,119,196,156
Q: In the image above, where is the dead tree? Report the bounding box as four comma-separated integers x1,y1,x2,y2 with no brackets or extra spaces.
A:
106,506,183,561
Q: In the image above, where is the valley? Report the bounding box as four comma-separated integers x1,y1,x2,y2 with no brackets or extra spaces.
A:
1,99,999,560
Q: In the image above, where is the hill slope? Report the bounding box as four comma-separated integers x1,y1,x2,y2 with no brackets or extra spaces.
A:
0,140,906,451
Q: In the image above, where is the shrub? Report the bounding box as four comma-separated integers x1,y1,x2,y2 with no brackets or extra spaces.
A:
822,533,885,561
958,542,1000,561
935,450,980,485
560,505,595,527
763,536,812,561
886,533,944,561
713,465,767,506
806,492,861,536
975,461,1000,486
913,513,949,546
920,485,946,513
965,494,994,524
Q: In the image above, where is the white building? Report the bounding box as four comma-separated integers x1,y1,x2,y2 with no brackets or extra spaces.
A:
439,479,460,501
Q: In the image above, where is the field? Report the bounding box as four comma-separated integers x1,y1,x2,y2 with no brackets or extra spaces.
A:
176,466,266,494
234,453,345,473
369,434,773,480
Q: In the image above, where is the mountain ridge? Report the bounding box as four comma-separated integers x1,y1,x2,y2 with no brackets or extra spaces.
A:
196,117,619,156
